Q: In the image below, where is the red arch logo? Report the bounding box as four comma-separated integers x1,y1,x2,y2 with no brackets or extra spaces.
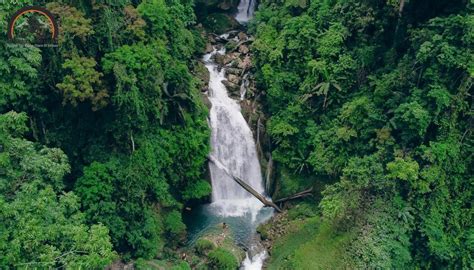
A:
7,6,58,42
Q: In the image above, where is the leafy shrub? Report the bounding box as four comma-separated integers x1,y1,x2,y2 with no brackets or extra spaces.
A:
288,203,317,220
257,223,272,240
164,210,187,240
195,239,215,255
171,261,191,270
207,248,238,270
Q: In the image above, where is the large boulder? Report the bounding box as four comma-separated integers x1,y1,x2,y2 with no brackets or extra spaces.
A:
238,55,252,70
239,44,250,54
226,67,242,76
227,74,241,85
222,80,240,98
238,31,248,41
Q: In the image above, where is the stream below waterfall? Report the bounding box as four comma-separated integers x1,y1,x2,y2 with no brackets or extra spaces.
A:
184,2,274,269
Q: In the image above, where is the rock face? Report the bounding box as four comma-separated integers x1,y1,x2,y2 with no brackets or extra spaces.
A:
228,74,240,84
195,1,241,34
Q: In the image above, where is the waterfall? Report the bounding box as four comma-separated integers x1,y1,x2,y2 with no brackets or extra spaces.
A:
204,40,271,269
235,0,257,23
204,47,265,217
200,2,269,267
240,73,250,100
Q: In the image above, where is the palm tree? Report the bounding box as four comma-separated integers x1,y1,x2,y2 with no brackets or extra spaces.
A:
300,62,342,109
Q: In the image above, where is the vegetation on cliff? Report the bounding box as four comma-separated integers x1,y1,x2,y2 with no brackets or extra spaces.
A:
252,0,472,268
1,0,210,267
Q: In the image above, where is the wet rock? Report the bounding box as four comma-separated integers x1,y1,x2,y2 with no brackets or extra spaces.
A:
238,31,248,41
227,30,240,39
222,80,240,92
239,44,249,54
201,93,212,110
228,74,240,85
238,56,252,70
205,43,214,53
222,80,240,98
208,34,216,44
223,55,234,65
193,223,245,261
232,52,242,59
214,54,225,66
226,67,242,76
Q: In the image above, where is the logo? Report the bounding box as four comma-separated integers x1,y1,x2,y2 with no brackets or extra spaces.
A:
7,6,58,47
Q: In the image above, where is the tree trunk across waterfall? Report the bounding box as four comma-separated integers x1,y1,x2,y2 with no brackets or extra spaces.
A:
208,155,282,213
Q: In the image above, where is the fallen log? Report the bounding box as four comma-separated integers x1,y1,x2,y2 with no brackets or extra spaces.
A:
208,155,282,213
274,187,314,204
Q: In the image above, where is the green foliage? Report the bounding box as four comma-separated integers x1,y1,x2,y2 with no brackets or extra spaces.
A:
0,1,33,31
102,42,166,126
182,180,212,201
0,42,41,111
207,248,238,270
254,0,472,268
138,0,201,59
171,261,192,270
57,56,108,110
1,0,211,263
195,239,215,255
0,183,116,269
0,112,115,269
0,111,70,195
287,202,317,220
267,217,352,269
349,198,412,269
46,2,94,47
164,210,186,239
74,157,168,259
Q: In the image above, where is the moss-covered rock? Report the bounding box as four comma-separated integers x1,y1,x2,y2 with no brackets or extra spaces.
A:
193,61,210,92
192,223,245,262
207,248,239,270
203,13,239,34
195,239,216,255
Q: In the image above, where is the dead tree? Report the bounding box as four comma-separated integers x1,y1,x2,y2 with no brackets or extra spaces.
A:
274,187,313,204
208,156,282,212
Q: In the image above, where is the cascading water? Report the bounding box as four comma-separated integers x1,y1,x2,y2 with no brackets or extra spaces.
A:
185,2,271,269
204,43,271,269
205,48,264,218
236,0,257,23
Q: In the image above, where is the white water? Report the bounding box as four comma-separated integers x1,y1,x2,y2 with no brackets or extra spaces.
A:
204,44,270,270
236,0,257,23
205,47,265,218
201,3,267,268
242,250,268,270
